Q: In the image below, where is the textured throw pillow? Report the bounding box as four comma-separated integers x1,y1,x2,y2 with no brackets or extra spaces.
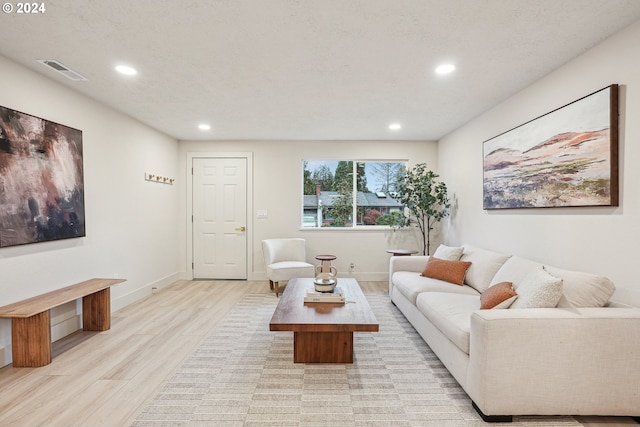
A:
510,267,563,309
480,282,518,309
433,244,464,261
421,256,472,286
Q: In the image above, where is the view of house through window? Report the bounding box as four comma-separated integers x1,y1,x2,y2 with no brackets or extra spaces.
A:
302,160,406,228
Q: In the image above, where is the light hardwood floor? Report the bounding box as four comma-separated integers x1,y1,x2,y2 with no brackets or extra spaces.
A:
0,280,636,427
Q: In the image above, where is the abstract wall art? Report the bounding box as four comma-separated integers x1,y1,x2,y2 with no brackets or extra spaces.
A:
0,106,85,247
483,84,619,209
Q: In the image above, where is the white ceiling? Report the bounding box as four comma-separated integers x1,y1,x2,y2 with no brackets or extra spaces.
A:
1,0,640,141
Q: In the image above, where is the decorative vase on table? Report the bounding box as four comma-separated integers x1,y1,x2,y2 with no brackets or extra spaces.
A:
314,254,337,292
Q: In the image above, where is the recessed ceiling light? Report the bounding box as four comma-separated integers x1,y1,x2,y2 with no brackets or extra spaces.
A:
115,65,137,76
198,124,211,131
435,63,456,75
389,123,402,131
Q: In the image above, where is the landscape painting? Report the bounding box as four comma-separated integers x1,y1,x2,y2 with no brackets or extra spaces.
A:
483,84,618,209
0,106,85,247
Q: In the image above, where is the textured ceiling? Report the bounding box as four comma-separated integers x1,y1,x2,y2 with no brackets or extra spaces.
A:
1,0,640,141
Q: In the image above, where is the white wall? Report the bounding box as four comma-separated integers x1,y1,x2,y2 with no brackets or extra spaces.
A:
438,20,640,306
178,140,438,281
0,56,180,366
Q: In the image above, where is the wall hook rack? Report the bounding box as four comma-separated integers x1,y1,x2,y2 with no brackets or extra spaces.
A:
145,173,175,185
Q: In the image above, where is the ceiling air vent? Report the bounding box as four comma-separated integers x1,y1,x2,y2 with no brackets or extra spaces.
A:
37,59,87,81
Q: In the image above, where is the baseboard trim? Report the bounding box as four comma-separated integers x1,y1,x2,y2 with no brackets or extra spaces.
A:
251,272,389,282
472,401,513,423
51,314,81,342
0,344,10,368
111,273,180,312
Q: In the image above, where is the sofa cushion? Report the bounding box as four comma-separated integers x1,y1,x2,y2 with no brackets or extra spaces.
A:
433,244,464,261
416,292,479,355
545,265,615,308
492,256,615,308
480,282,518,309
460,245,511,293
421,257,472,286
490,256,543,289
510,267,563,309
392,271,480,304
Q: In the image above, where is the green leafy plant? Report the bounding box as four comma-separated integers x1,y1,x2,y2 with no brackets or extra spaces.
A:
376,211,404,226
327,179,353,227
393,163,450,255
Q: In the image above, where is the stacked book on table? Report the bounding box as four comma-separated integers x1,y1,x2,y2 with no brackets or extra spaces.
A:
304,286,345,303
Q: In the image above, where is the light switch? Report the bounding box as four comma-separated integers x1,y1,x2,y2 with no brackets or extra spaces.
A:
257,209,268,219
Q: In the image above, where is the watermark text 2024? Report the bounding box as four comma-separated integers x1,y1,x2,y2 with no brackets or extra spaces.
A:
2,3,47,14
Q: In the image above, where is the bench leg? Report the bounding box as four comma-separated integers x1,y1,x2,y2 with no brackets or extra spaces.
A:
11,311,52,367
82,288,111,331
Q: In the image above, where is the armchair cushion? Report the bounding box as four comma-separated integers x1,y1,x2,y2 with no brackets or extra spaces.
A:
266,261,315,282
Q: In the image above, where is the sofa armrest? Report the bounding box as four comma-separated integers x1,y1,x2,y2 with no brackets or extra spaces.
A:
390,255,428,275
389,255,428,293
466,307,640,416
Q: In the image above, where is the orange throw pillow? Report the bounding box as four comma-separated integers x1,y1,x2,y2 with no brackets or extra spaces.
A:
421,256,472,286
480,282,517,309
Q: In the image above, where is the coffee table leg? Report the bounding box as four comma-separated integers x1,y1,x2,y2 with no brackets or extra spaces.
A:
293,331,353,363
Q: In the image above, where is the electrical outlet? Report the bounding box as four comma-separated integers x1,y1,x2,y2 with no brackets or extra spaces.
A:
349,262,355,270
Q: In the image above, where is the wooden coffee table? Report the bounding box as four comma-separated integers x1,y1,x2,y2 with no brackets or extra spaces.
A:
269,277,379,363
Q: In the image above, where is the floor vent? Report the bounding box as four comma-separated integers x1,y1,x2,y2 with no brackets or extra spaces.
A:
37,59,87,81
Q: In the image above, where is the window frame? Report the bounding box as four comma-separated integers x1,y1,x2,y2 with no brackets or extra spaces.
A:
301,159,407,230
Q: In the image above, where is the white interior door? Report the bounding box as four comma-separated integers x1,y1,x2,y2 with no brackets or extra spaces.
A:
192,157,247,279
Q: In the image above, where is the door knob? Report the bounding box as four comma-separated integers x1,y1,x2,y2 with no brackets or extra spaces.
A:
235,226,246,232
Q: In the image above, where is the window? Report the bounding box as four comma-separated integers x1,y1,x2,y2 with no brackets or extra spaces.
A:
302,160,406,228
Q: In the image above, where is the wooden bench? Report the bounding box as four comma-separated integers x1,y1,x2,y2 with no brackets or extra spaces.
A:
0,278,125,367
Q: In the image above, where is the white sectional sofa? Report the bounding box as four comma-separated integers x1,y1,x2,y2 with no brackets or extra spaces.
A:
388,244,640,422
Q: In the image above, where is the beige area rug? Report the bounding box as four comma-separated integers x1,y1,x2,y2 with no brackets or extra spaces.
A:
132,293,582,427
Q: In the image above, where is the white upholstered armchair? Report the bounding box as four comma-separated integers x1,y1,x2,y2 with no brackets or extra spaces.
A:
262,238,314,296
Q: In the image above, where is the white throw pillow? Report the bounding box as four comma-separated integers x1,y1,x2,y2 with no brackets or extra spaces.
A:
433,244,464,261
510,267,563,309
544,265,615,308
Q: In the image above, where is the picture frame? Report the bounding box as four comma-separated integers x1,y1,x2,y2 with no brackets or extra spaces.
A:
483,84,619,209
0,106,85,247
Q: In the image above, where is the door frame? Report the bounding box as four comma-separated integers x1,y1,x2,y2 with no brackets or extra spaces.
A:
186,152,254,280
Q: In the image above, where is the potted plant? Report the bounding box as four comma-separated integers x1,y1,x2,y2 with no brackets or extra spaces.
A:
393,163,450,255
